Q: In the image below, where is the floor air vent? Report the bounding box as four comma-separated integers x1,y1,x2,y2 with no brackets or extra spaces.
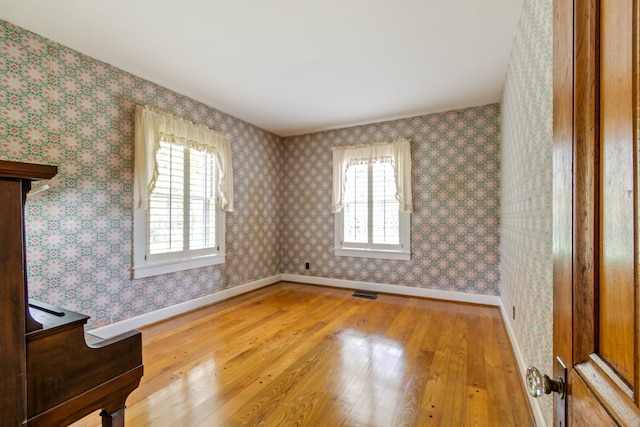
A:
352,290,378,299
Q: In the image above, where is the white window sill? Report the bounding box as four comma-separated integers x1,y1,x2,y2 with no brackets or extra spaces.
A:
334,248,410,261
131,254,225,279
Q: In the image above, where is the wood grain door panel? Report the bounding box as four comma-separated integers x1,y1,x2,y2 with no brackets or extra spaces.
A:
553,0,640,424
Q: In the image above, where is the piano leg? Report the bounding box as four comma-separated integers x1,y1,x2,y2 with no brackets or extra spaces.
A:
100,406,125,427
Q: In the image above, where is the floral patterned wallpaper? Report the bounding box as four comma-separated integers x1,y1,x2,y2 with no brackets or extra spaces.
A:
282,105,501,295
1,18,503,333
500,0,553,423
0,19,284,328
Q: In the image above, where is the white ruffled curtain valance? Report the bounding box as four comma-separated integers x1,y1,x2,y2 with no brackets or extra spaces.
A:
332,138,412,213
134,105,234,211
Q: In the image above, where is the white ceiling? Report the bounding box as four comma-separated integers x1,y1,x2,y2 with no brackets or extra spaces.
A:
0,1,522,137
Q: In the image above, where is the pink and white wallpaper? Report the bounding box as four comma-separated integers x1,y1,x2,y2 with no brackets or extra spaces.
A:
500,0,553,423
283,106,501,294
0,19,284,328
1,18,503,334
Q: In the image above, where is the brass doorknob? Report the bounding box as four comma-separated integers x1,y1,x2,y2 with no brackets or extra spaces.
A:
526,366,566,399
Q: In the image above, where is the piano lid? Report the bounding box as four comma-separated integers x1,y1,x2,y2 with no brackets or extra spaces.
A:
27,300,90,341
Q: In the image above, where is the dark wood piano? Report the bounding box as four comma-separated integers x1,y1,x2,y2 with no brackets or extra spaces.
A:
0,160,143,427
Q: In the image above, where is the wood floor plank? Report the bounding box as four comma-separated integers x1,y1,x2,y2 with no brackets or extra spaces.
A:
465,386,490,426
70,282,534,427
483,309,521,425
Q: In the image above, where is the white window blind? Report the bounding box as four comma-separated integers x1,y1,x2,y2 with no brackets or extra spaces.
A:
188,149,216,251
371,162,400,245
147,142,217,257
343,162,400,247
149,142,185,254
343,163,369,244
333,139,411,260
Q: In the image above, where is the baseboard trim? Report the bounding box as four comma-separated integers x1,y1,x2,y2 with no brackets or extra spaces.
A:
91,274,502,338
282,274,502,306
89,275,281,339
499,303,547,426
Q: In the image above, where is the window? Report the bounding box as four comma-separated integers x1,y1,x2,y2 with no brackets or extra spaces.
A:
146,142,221,258
333,139,412,260
132,106,233,279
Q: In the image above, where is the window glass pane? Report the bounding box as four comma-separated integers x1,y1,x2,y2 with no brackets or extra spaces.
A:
343,164,368,243
189,150,216,250
372,163,399,244
149,142,184,254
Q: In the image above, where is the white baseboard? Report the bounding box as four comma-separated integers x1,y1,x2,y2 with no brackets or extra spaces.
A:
499,303,547,426
89,275,281,339
282,274,502,306
91,274,502,339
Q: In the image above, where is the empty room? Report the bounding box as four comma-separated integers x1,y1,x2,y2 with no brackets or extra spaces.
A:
2,0,639,426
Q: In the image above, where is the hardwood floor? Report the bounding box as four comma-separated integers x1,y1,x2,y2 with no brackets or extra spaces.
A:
70,282,534,426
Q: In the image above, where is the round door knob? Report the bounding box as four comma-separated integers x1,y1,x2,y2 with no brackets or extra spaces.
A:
526,366,566,399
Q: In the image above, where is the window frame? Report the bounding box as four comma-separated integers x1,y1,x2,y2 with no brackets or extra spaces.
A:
132,142,226,279
334,162,411,261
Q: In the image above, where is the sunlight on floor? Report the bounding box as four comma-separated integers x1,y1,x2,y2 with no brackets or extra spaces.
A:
337,328,406,427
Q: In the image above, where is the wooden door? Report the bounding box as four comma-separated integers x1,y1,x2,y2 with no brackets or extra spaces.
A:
552,0,640,425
